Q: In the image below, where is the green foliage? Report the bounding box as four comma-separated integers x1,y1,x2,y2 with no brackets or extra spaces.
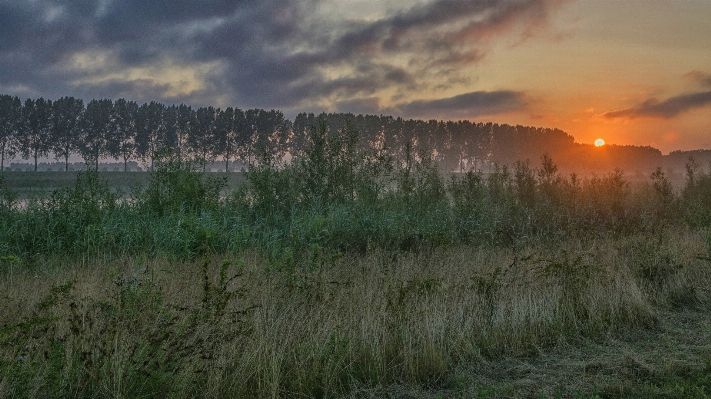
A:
681,157,711,226
9,167,121,255
50,166,117,216
650,167,676,219
514,159,537,208
137,156,226,216
240,159,296,223
0,122,710,260
299,120,361,206
0,174,19,213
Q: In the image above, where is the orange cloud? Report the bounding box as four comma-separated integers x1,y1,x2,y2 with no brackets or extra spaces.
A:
599,91,711,120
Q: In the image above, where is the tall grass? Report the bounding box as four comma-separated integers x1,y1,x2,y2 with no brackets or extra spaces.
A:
2,229,709,398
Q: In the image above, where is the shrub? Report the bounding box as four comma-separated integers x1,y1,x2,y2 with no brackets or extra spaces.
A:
136,157,226,216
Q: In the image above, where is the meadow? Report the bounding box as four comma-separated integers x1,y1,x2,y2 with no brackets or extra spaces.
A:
0,170,246,200
1,127,711,398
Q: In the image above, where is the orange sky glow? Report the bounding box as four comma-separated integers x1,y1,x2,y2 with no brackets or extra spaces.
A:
430,0,711,153
1,0,709,153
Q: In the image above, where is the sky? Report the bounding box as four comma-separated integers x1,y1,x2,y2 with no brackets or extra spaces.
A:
0,0,709,154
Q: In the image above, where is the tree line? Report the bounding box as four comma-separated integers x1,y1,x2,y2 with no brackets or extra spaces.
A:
0,94,293,172
0,93,700,174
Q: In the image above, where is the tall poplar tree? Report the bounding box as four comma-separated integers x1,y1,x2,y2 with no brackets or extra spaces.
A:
81,99,113,170
109,98,138,171
51,96,84,171
0,94,22,171
175,104,195,160
135,101,165,170
214,107,246,172
20,97,53,171
245,109,290,165
291,112,317,161
192,106,217,170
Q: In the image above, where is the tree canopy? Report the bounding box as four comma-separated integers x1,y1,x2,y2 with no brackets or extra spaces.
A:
1,93,703,174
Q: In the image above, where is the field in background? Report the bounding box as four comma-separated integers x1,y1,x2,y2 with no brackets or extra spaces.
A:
0,170,246,199
0,167,687,200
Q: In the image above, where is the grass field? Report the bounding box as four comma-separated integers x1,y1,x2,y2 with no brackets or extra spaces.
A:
0,168,680,199
1,229,710,398
1,144,711,397
0,170,247,199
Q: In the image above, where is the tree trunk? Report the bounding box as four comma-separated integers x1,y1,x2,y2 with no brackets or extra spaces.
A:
65,153,69,171
225,144,231,172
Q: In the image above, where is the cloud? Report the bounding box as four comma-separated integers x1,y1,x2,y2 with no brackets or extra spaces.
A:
530,113,559,123
393,90,527,118
0,0,569,111
600,91,711,119
334,97,382,115
62,50,226,100
683,70,711,88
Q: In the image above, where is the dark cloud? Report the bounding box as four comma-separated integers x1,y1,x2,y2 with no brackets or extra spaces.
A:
393,90,527,118
0,0,568,111
601,91,711,119
683,71,711,88
334,97,382,115
71,79,173,102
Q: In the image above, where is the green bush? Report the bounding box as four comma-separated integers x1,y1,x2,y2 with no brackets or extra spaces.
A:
0,120,710,260
136,156,225,216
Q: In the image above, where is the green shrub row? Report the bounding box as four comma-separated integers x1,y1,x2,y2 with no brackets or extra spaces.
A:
1,121,710,261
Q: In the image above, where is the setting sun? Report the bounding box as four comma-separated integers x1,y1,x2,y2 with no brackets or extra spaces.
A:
595,139,605,147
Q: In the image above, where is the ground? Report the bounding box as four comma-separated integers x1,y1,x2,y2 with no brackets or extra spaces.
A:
371,308,711,398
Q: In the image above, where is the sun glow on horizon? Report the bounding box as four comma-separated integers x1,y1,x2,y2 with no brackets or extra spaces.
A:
594,138,605,147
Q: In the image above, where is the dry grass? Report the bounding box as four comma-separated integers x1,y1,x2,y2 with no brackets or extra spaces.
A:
1,228,709,398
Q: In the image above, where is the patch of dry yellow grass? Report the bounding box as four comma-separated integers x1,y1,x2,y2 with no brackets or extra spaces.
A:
1,228,709,398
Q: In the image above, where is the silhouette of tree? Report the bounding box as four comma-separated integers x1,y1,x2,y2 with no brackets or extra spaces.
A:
135,101,166,170
51,96,84,171
108,98,139,171
19,97,53,171
291,112,317,160
0,94,22,171
214,107,246,171
245,109,290,165
81,99,113,170
192,106,217,170
175,104,195,161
